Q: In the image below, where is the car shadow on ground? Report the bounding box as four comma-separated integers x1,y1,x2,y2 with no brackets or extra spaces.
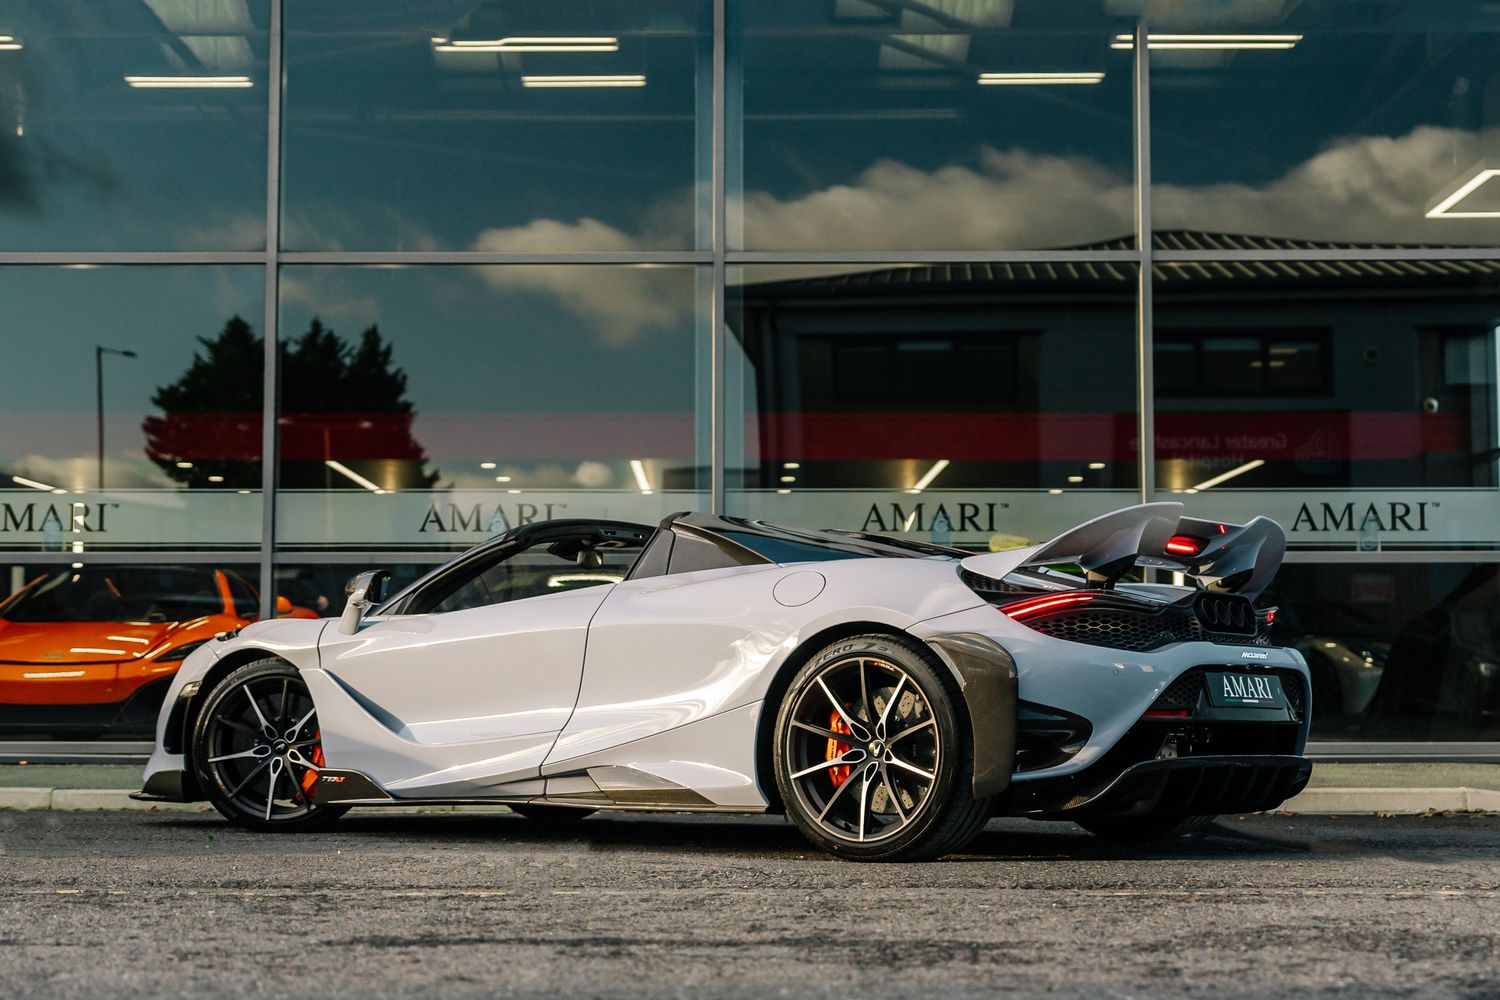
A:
142,809,1317,861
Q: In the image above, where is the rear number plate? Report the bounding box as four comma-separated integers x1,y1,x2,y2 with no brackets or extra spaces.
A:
1205,671,1286,709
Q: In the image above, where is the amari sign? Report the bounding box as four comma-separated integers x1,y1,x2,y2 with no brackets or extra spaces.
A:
0,488,1493,551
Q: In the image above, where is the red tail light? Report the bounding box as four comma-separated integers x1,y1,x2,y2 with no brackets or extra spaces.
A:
1265,608,1277,624
1002,592,1096,621
1164,535,1204,556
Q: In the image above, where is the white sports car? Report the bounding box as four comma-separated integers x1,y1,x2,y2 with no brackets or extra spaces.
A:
136,503,1312,861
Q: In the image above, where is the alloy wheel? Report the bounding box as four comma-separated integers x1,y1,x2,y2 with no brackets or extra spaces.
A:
783,655,941,844
202,673,325,823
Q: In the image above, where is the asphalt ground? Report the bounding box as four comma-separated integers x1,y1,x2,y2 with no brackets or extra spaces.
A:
1,810,1497,999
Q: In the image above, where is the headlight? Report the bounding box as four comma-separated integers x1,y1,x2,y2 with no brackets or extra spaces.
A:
154,639,211,663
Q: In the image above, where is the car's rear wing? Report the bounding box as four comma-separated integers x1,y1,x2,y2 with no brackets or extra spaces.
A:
959,502,1286,600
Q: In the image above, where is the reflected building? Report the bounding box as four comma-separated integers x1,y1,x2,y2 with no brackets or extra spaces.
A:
1,0,1499,748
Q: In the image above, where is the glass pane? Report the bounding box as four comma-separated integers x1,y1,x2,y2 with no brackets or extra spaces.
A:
282,0,708,251
1150,1,1500,246
732,1,1136,251
728,262,1139,548
273,562,434,618
0,266,265,552
1266,562,1500,741
0,560,261,738
0,1,268,250
1153,260,1500,550
277,264,707,549
1152,261,1500,551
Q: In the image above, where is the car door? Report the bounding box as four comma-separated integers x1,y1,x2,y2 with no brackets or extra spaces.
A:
315,523,646,795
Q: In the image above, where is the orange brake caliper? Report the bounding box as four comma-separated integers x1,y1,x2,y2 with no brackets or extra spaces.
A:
300,730,325,796
826,712,853,787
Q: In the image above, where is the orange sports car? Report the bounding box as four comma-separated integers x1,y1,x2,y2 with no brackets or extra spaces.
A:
0,566,315,737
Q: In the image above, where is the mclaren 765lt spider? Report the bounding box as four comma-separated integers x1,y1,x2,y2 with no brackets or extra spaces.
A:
135,503,1312,861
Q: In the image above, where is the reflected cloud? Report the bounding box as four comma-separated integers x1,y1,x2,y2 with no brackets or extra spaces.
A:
470,219,692,346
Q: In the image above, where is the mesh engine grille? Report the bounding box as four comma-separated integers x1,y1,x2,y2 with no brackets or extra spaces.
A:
1023,606,1273,652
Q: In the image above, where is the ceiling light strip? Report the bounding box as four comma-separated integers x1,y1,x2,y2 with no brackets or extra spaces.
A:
521,74,646,88
124,75,254,88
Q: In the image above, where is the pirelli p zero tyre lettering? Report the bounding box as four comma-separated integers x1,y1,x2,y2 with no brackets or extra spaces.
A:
190,658,349,833
773,634,993,862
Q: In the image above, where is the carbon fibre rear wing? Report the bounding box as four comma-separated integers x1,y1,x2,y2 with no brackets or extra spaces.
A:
959,502,1286,600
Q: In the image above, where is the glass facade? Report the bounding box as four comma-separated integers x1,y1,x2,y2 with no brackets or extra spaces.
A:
1,1,1497,748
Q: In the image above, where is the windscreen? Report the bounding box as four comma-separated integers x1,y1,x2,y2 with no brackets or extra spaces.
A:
0,567,225,623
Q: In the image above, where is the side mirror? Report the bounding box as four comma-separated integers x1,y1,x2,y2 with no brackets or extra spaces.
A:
338,569,391,635
275,595,293,615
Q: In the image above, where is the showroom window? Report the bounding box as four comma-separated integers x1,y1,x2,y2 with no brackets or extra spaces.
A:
729,0,1137,251
1149,0,1500,247
0,1,270,250
0,266,266,552
281,0,710,251
727,263,1142,547
275,264,708,550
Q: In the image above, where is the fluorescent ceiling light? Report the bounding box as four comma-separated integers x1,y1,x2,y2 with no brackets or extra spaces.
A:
1111,34,1301,50
325,459,385,493
907,458,950,494
1189,458,1265,492
1088,462,1107,470
432,36,618,53
979,72,1104,85
629,459,653,495
1427,168,1500,219
0,35,21,51
125,75,254,88
521,74,646,88
11,474,58,491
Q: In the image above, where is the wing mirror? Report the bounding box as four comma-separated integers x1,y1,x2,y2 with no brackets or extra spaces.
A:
338,569,391,635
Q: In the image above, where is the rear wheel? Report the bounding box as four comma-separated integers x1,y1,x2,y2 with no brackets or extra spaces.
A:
509,804,595,822
191,659,348,833
773,634,991,862
1076,814,1217,841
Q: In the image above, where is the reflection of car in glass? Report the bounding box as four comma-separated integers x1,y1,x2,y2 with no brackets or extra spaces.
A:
137,504,1313,861
1268,599,1393,724
0,567,314,737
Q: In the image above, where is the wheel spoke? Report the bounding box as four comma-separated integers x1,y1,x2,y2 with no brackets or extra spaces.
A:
214,716,258,738
791,719,850,743
285,707,316,743
815,764,860,822
877,674,908,733
277,678,290,727
264,756,284,821
789,750,864,781
225,757,272,799
208,746,270,764
882,766,908,825
886,753,935,782
859,659,871,725
857,768,871,842
888,717,934,745
244,686,275,738
815,676,868,740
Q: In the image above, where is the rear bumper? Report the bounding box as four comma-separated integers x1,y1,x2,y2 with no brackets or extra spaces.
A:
1009,754,1312,819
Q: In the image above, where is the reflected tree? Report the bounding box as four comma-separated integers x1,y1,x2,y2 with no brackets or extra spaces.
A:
144,315,439,490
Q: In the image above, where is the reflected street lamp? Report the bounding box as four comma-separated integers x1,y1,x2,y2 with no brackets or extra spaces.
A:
96,345,137,490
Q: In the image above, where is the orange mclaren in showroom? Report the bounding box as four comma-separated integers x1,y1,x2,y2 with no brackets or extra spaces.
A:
0,566,314,737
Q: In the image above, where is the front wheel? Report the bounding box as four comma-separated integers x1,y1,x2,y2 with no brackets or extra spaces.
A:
773,634,991,862
191,658,348,833
1076,814,1217,841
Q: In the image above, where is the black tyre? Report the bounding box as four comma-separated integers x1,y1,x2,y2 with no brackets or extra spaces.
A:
773,634,992,862
510,804,596,822
191,658,349,833
1076,813,1217,842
